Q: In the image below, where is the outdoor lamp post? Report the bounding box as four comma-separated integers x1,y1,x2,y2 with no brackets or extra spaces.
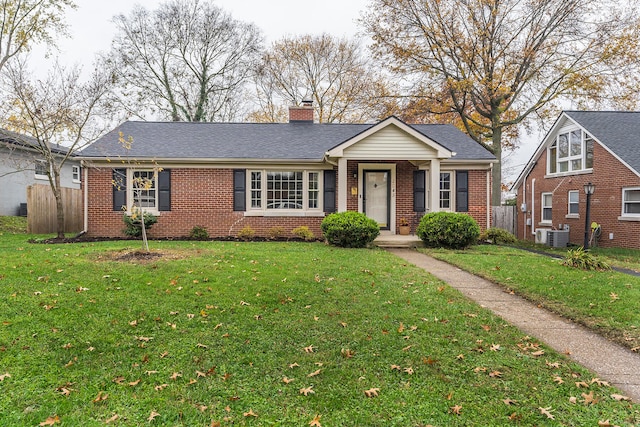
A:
583,182,595,249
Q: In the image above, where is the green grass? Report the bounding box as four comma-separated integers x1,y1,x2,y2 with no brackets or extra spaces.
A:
0,216,27,234
0,235,638,426
421,245,640,350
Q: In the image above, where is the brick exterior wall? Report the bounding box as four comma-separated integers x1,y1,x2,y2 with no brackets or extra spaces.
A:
87,163,490,238
515,141,640,249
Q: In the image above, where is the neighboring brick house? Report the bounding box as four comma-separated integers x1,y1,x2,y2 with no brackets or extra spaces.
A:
78,107,495,238
512,111,640,249
0,129,82,216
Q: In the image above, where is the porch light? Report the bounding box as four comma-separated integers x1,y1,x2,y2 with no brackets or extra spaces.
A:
583,182,595,249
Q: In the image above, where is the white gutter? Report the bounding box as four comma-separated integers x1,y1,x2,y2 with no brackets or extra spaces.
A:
82,160,88,234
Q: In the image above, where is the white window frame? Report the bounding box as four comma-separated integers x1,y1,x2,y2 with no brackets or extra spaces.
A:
567,190,579,216
547,128,594,175
72,165,81,183
127,169,159,214
35,160,48,180
247,169,324,216
621,187,640,218
541,192,553,224
439,171,453,211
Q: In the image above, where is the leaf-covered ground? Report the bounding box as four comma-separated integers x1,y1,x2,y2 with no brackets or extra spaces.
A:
0,236,638,426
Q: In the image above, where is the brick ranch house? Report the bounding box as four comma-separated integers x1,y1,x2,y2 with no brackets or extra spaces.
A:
78,106,496,239
512,111,640,249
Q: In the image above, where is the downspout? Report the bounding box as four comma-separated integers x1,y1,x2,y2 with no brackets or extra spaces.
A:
531,178,536,235
522,177,527,239
82,161,88,234
486,169,491,228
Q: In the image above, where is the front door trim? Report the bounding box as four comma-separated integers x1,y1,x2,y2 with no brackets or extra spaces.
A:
357,163,397,233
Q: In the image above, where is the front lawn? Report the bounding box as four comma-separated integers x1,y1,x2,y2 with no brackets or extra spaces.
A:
421,245,640,351
0,235,638,426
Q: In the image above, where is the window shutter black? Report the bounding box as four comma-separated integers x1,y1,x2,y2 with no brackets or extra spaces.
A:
456,170,469,212
113,168,127,211
158,169,171,211
233,169,246,211
323,170,336,213
413,170,426,212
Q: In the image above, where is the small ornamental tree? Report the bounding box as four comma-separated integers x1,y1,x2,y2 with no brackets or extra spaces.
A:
417,212,480,249
321,211,380,248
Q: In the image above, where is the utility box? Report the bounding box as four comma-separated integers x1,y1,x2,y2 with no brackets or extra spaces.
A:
547,230,569,248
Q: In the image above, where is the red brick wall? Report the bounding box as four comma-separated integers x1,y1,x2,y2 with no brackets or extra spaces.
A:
88,164,490,238
515,142,640,249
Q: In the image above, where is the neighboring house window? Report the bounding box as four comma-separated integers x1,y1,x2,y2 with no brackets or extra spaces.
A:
439,172,452,210
72,165,81,183
547,129,594,174
541,193,553,222
35,160,48,179
249,169,322,211
622,187,640,216
568,190,579,215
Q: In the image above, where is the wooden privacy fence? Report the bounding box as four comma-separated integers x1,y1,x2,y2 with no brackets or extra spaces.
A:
492,205,517,235
27,184,83,234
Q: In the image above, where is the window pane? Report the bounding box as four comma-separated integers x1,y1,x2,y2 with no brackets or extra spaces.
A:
585,137,594,169
571,159,582,170
558,134,568,158
624,189,640,202
132,170,156,208
543,207,552,220
559,161,568,172
570,130,582,156
308,172,319,209
251,171,262,208
266,171,303,209
439,172,451,209
35,161,48,176
542,193,552,221
568,191,579,214
549,146,557,173
625,203,640,214
624,190,640,214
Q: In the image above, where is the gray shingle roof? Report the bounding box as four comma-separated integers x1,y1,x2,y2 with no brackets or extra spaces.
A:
80,119,495,162
0,128,71,156
564,111,640,174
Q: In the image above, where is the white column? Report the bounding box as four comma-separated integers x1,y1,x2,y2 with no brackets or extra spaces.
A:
429,159,440,212
338,157,348,212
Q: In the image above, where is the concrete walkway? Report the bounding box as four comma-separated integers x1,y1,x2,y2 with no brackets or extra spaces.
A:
387,248,640,402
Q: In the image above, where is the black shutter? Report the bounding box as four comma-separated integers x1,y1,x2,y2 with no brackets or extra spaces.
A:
413,170,426,212
456,170,469,212
233,169,246,211
158,169,171,211
323,170,336,213
113,168,127,211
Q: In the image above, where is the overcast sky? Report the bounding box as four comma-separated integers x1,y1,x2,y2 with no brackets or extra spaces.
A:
37,0,370,68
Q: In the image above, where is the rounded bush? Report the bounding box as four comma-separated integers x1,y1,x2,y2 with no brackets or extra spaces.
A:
416,212,480,249
480,227,517,244
321,211,380,248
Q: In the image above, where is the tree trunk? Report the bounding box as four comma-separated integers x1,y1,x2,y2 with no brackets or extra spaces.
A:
52,168,65,239
491,125,503,207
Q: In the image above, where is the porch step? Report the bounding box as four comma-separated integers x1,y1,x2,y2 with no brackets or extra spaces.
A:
373,235,424,248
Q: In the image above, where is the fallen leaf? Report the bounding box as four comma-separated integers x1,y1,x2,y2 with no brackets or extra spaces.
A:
364,388,380,398
309,414,322,426
145,370,158,375
575,381,589,388
581,391,598,405
289,362,300,369
390,364,402,371
539,407,554,419
148,410,160,421
196,370,207,378
283,377,295,384
0,372,11,381
300,386,315,396
489,370,502,378
39,415,60,426
155,384,168,391
546,361,561,368
598,420,612,427
404,367,414,375
105,414,119,424
303,345,315,353
610,393,631,401
502,398,517,405
307,369,322,378
553,376,564,384
569,396,578,404
196,343,208,349
490,344,501,351
170,372,182,380
243,409,258,417
92,391,108,403
450,405,462,415
591,378,610,386
531,350,545,357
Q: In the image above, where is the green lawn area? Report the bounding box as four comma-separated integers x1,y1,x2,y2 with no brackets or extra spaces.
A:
421,245,640,351
0,233,638,426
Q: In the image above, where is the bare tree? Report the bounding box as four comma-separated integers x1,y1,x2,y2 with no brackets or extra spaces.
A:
250,34,391,123
363,0,640,205
107,0,262,122
2,58,112,238
0,0,76,72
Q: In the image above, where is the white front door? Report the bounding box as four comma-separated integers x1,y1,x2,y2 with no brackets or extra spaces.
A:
364,170,390,229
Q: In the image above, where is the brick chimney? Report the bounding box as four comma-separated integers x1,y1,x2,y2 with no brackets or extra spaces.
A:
288,100,314,123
